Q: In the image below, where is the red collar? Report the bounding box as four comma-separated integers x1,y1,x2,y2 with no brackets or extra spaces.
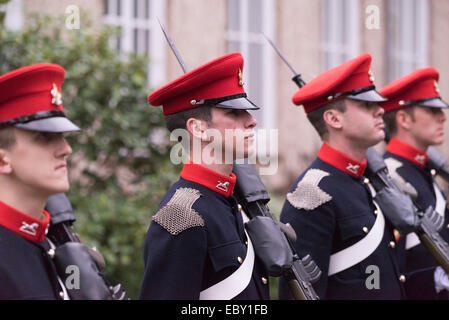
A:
386,138,428,168
180,163,236,198
0,201,50,243
317,143,367,178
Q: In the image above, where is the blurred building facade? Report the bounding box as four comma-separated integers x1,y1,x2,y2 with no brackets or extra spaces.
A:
4,0,449,192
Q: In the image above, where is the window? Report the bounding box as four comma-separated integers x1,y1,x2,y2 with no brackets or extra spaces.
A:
386,0,428,81
321,0,360,70
226,0,276,129
2,0,24,31
103,0,166,88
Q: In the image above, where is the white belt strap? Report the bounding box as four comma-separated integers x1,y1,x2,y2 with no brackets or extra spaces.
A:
328,184,385,276
406,182,446,250
434,182,446,217
199,211,255,300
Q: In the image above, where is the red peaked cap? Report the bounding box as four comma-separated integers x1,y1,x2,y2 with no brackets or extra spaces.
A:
148,52,259,115
0,63,79,132
379,67,448,113
292,53,386,113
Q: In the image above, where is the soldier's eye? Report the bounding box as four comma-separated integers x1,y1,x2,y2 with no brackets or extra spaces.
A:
35,132,62,143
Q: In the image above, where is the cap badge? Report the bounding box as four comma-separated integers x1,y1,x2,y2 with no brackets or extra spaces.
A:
216,181,230,192
238,68,244,86
368,69,374,82
434,80,440,93
51,83,63,106
346,163,360,175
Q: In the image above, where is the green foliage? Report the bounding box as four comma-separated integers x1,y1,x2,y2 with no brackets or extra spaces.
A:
0,14,179,298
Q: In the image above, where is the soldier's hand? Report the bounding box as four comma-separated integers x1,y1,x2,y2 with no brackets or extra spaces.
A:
423,206,445,232
374,186,420,235
109,284,131,300
434,266,449,293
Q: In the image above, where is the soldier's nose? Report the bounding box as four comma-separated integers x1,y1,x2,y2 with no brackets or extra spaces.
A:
56,138,72,159
246,113,257,128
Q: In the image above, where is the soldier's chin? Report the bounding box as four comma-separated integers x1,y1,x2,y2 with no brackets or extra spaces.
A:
52,180,70,194
432,136,444,146
374,130,385,144
233,148,254,162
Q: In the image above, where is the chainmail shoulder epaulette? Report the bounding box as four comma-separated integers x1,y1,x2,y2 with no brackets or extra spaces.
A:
153,187,205,235
287,168,332,211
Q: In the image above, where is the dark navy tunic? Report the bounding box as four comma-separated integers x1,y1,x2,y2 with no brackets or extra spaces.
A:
139,163,270,300
279,144,406,300
384,138,449,299
0,201,62,300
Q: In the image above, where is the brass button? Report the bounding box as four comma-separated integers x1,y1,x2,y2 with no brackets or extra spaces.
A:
399,275,406,283
237,204,242,211
374,209,378,216
327,95,333,101
389,241,396,249
245,241,248,246
398,100,405,106
430,169,437,176
363,227,369,234
237,256,243,264
363,178,370,184
369,76,375,82
59,291,64,299
190,99,197,105
47,248,55,259
261,277,268,284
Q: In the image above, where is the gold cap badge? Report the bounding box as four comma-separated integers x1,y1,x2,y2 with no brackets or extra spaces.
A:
434,80,440,93
51,83,63,106
238,68,244,86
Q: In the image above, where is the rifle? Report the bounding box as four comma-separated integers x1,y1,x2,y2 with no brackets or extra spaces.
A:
365,148,449,275
233,162,320,300
46,193,129,300
427,146,449,183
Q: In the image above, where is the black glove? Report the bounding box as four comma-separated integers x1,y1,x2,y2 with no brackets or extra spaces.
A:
245,216,294,277
374,186,421,235
109,284,131,300
53,242,113,300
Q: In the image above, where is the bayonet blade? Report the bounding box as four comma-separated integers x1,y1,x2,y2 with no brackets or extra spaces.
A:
262,33,306,88
262,33,298,76
157,18,188,74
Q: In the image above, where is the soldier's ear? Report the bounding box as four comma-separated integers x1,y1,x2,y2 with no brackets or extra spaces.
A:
323,109,343,130
396,109,413,131
186,118,208,140
0,150,12,174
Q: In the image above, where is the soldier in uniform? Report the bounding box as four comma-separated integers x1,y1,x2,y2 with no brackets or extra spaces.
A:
380,67,449,299
139,52,270,300
278,53,407,299
0,63,80,299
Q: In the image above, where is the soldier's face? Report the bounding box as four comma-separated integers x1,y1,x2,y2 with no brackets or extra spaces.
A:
340,99,385,148
1,128,72,197
207,107,257,161
407,106,446,148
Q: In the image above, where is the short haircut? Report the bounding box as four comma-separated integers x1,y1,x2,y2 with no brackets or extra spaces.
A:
383,106,415,137
164,104,213,132
0,127,16,150
306,99,347,140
